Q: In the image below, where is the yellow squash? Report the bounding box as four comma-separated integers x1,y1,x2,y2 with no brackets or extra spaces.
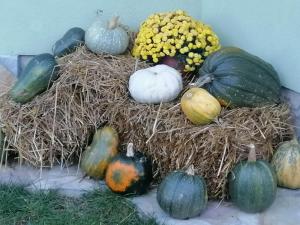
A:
180,87,221,125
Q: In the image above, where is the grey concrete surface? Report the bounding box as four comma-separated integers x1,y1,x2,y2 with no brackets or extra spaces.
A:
0,164,299,225
133,188,300,225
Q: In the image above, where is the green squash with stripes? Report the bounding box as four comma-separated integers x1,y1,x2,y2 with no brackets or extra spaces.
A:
228,144,277,213
157,166,207,219
9,53,59,104
194,47,281,107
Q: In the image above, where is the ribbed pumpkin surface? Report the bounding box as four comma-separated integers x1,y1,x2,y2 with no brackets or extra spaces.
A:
229,160,277,213
271,139,300,189
196,47,281,107
157,170,207,219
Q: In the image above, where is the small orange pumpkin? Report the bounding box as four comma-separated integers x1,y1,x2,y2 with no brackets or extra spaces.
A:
80,126,119,179
105,143,152,195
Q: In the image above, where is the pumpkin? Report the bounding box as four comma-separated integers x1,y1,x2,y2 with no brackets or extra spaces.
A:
9,53,59,104
157,165,207,219
85,16,129,55
105,143,152,195
80,126,119,179
194,47,281,107
271,138,300,189
228,144,277,213
129,65,183,104
52,27,85,57
180,87,221,125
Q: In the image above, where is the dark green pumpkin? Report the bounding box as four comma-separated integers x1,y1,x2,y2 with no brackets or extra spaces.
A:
194,47,281,107
9,53,58,104
52,27,85,57
229,144,277,213
105,143,152,195
80,126,119,179
157,166,207,219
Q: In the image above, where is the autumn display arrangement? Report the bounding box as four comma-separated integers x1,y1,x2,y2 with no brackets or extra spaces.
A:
0,10,298,219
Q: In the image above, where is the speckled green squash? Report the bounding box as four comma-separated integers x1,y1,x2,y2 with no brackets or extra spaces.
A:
229,145,277,213
271,138,300,189
9,53,58,104
195,47,281,107
157,166,207,219
80,126,119,179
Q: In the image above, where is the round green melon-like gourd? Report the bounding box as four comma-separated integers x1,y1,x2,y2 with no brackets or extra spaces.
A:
85,16,129,55
9,53,58,104
52,27,85,57
271,138,300,189
80,126,119,179
105,143,152,195
229,144,277,213
157,166,207,219
194,47,281,107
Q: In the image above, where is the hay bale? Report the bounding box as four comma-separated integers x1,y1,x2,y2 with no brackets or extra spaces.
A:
0,47,293,198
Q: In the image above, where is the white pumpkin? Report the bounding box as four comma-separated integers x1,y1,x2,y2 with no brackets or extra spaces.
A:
129,65,183,104
85,16,129,55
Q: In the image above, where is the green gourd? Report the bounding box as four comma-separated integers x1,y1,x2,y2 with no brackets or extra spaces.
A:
9,53,58,104
80,126,119,179
52,27,85,57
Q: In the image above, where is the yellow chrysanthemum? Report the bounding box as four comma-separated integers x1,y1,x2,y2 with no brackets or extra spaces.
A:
132,10,221,72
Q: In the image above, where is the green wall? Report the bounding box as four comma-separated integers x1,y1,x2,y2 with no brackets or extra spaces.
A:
0,0,299,92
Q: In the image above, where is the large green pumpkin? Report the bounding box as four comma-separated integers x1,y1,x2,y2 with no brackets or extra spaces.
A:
80,126,119,179
9,53,58,104
194,47,281,107
228,144,277,213
157,166,207,219
271,138,300,189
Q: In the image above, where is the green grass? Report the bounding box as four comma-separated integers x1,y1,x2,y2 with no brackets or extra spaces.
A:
0,184,158,225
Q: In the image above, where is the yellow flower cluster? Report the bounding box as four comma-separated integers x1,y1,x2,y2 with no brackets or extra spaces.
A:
132,10,221,72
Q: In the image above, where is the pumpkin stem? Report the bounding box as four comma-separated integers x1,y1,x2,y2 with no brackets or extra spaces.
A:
186,165,195,176
247,144,257,162
126,143,135,157
190,73,214,87
107,16,120,30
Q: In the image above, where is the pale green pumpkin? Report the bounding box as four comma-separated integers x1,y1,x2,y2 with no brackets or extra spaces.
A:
85,16,129,55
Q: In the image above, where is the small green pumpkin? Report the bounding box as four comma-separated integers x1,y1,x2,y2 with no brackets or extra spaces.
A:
229,144,277,213
85,16,129,55
9,53,58,104
157,165,207,219
194,47,281,107
80,126,119,179
105,143,152,195
271,138,300,189
52,27,85,57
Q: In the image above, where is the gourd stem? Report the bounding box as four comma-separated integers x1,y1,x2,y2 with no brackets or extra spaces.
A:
126,143,135,157
247,144,256,162
108,16,120,30
186,165,195,176
190,73,214,87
